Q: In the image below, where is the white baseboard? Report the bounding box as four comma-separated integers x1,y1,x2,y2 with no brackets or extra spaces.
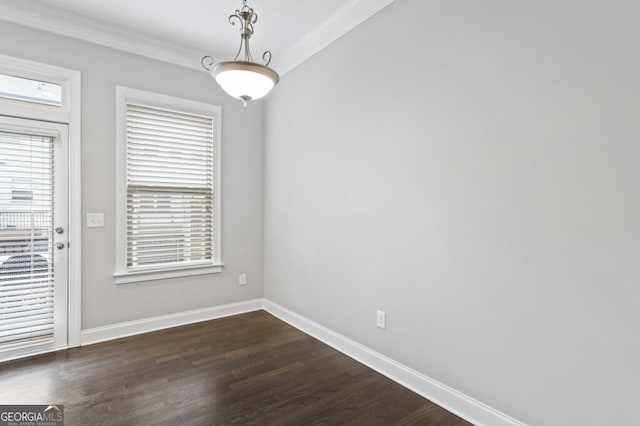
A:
80,298,524,426
81,299,263,346
263,299,525,426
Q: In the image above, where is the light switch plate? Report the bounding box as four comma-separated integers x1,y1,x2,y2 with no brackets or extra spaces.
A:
87,213,104,228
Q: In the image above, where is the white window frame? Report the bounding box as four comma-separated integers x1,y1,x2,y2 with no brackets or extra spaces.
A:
114,86,223,284
0,56,73,124
0,54,82,349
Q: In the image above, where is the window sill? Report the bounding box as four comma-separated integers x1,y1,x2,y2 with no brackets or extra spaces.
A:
114,263,224,285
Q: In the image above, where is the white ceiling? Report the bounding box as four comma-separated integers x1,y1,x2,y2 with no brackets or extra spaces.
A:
0,0,395,74
31,0,348,59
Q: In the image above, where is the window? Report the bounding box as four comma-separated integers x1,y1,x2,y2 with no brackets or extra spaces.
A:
114,87,222,284
0,54,75,125
0,74,62,107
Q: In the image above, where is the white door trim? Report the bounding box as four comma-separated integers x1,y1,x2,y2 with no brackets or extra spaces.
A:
66,67,81,348
0,54,82,349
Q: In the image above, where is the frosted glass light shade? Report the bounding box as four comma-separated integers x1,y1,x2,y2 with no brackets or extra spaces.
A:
211,61,279,101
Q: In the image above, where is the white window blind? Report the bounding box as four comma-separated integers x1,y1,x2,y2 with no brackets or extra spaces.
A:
125,103,215,272
0,132,55,345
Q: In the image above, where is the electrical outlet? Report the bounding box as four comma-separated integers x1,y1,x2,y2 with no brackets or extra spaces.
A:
376,310,386,329
239,273,247,286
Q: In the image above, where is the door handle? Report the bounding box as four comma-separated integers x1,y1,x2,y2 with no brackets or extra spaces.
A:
55,227,64,234
55,242,65,250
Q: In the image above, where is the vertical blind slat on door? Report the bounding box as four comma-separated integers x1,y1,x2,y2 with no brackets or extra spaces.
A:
125,103,215,271
0,132,55,345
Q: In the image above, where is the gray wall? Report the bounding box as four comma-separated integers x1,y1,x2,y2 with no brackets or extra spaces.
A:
0,21,264,329
264,1,640,425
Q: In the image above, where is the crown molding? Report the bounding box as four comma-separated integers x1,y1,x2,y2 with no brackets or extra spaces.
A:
273,0,397,75
0,0,206,71
0,0,396,76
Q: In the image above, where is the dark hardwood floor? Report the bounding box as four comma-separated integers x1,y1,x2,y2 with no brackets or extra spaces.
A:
0,311,470,425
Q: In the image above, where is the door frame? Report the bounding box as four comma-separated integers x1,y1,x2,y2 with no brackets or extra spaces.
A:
0,54,81,349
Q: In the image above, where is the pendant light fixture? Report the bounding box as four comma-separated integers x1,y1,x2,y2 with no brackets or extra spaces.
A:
202,0,279,108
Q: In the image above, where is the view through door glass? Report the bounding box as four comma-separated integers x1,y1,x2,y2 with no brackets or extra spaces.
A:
0,116,68,361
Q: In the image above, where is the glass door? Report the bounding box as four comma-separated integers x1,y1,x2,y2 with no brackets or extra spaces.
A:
0,116,68,361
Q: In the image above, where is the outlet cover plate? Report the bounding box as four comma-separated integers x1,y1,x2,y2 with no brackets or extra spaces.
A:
376,310,386,329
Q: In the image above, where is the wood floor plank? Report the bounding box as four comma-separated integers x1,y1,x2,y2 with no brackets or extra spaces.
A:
0,310,470,425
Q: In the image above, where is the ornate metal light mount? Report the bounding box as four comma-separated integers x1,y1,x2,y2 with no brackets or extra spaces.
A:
202,0,279,108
